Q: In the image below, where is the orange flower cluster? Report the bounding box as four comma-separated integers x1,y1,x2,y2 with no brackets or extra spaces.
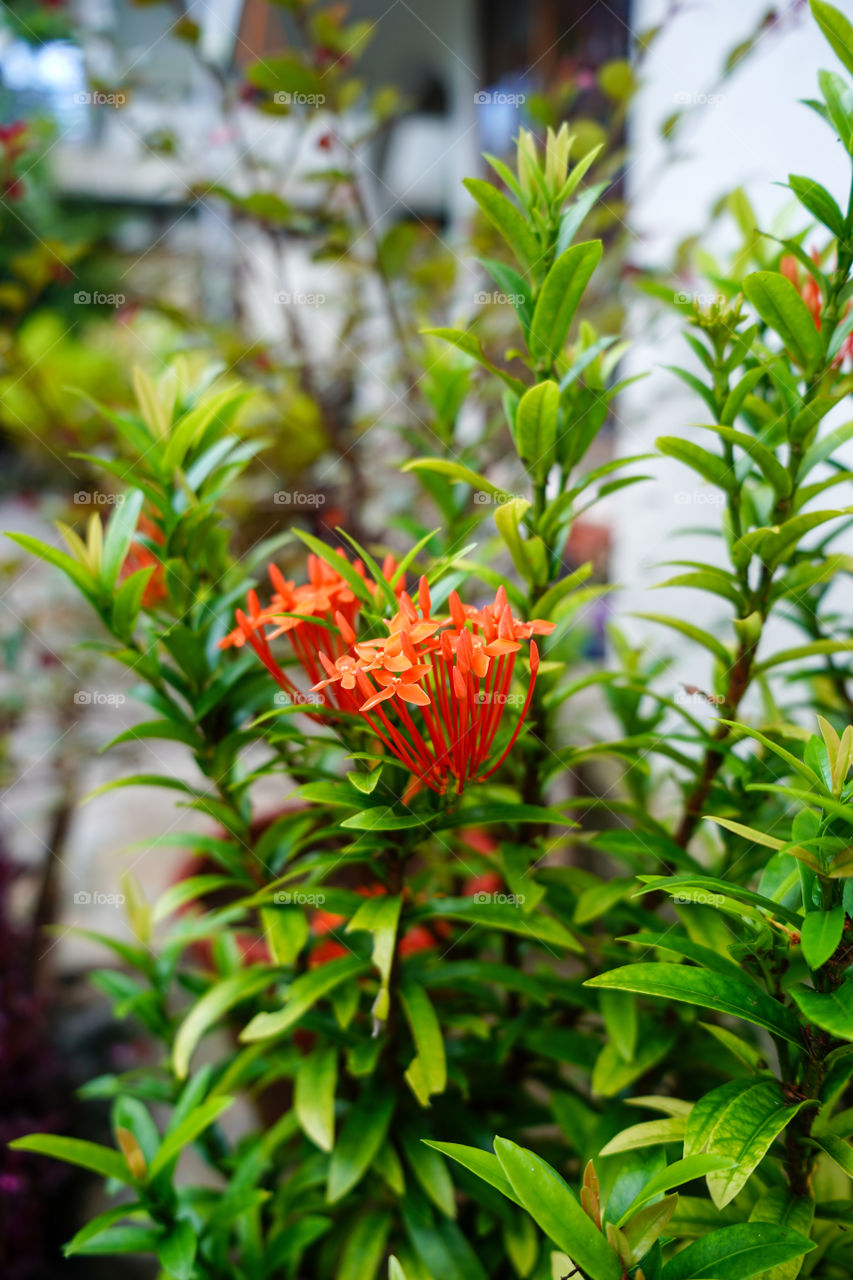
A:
221,550,554,795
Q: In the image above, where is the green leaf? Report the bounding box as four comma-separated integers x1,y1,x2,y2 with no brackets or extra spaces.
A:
424,897,582,953
515,380,560,481
63,1203,147,1256
100,489,144,589
494,497,534,582
586,964,802,1043
6,531,100,604
295,1045,337,1152
463,177,541,272
246,53,321,95
493,1138,621,1280
656,437,734,492
812,1,853,78
632,612,731,665
788,174,846,237
337,1209,392,1280
617,1154,734,1227
112,565,155,635
749,1189,815,1280
706,817,786,851
241,957,368,1042
801,904,845,969
147,1096,234,1180
158,1220,196,1280
347,893,402,1021
151,874,234,923
599,1117,687,1155
402,457,515,502
401,981,447,1106
744,271,824,372
592,1029,676,1098
818,68,853,150
600,988,637,1061
9,1134,132,1184
790,979,853,1040
529,240,603,367
423,1141,522,1206
402,1131,456,1217
477,255,533,329
622,1195,678,1264
815,1133,853,1176
691,1080,808,1209
292,530,374,605
636,874,802,926
660,1223,814,1280
173,969,275,1077
327,1085,395,1203
419,328,526,393
696,424,791,495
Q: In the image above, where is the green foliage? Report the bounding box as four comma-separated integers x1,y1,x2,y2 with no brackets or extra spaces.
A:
7,3,853,1278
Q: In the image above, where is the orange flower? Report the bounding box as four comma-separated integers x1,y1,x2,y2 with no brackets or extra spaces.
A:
224,548,554,795
219,550,404,711
121,513,167,607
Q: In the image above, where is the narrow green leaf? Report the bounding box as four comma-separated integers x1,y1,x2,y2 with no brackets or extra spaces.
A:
660,1222,814,1280
9,1134,132,1184
657,436,734,492
173,969,275,1077
147,1096,234,1179
586,964,802,1043
515,380,560,480
241,957,367,1042
788,173,846,237
423,1141,522,1206
401,981,447,1106
812,0,853,78
494,1138,621,1280
327,1086,395,1203
744,271,824,371
463,177,541,271
529,240,603,367
295,1045,337,1152
617,1154,735,1227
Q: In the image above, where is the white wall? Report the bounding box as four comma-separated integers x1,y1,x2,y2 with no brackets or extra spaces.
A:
614,0,849,702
